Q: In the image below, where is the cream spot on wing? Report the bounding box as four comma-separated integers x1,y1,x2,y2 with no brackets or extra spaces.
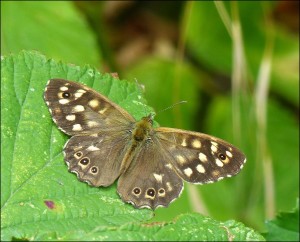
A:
57,92,63,98
165,163,173,169
153,173,163,183
196,164,206,173
145,193,156,200
184,167,193,177
226,151,233,158
74,151,83,159
158,189,165,197
72,105,85,113
53,109,62,115
212,170,220,177
87,121,99,127
99,107,108,114
66,114,76,121
72,124,82,131
166,182,173,191
60,86,68,91
72,146,83,151
221,155,230,164
192,139,201,148
88,99,99,108
215,159,224,167
59,99,69,104
198,153,208,162
211,141,218,147
87,145,100,151
176,155,186,165
181,138,187,147
74,89,86,98
211,145,218,153
78,162,88,169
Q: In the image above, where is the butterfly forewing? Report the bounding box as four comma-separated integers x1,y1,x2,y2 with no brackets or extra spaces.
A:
44,79,135,135
155,128,246,184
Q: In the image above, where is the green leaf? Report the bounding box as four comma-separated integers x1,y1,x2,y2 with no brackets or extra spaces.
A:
264,200,299,241
1,50,264,241
26,213,265,241
1,50,152,241
124,56,201,131
1,1,102,67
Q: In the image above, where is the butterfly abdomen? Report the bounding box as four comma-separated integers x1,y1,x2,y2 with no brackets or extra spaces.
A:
119,116,153,174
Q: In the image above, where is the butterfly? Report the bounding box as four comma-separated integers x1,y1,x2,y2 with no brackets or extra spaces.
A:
44,79,246,209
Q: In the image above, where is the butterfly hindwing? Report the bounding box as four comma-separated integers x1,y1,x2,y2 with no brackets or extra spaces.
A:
117,140,183,209
64,130,132,187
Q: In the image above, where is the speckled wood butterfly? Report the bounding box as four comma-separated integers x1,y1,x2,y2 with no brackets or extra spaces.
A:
44,79,246,209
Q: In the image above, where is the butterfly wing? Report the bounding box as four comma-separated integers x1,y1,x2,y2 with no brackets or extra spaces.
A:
117,142,183,209
64,129,132,187
154,128,246,184
45,79,137,187
44,79,135,135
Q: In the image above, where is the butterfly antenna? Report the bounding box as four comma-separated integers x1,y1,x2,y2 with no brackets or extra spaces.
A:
133,78,148,116
156,101,187,116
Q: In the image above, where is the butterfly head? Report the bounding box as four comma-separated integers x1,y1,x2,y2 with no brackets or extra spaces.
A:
142,113,155,125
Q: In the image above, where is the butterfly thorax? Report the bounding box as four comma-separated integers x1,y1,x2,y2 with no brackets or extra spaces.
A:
118,115,154,174
132,115,153,142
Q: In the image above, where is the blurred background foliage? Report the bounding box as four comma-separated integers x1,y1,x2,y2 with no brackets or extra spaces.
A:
1,1,299,232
